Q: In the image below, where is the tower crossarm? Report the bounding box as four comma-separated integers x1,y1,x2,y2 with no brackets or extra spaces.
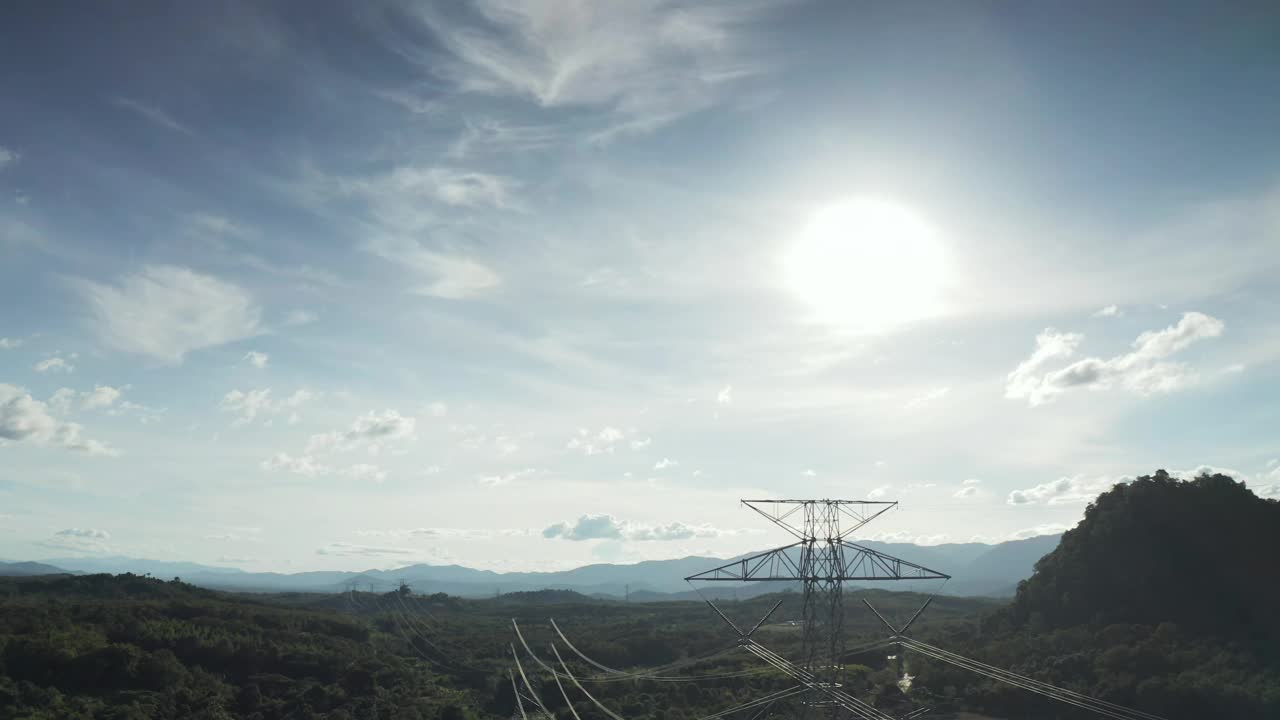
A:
685,540,950,582
684,541,807,582
837,540,950,581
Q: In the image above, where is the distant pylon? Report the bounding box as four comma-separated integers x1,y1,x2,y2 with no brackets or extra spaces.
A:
686,499,949,720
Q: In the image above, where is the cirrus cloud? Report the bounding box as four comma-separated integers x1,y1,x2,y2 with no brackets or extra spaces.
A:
72,265,262,364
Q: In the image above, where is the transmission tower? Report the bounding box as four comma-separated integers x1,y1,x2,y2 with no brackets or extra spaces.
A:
686,499,949,720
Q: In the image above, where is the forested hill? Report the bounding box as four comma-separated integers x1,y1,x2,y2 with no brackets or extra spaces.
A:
1006,469,1280,641
921,471,1280,719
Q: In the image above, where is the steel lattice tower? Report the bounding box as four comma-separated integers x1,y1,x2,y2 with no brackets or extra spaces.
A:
686,499,949,720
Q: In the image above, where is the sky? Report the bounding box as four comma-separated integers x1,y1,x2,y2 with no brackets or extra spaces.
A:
2,1,1279,573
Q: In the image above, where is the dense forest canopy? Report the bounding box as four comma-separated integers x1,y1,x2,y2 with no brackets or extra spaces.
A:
1006,470,1280,642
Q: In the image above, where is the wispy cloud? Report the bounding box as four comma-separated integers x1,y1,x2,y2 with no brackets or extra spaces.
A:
476,467,537,487
904,386,949,410
0,146,19,170
112,97,194,135
448,118,559,158
365,236,501,299
392,1,779,140
72,265,262,364
316,542,414,557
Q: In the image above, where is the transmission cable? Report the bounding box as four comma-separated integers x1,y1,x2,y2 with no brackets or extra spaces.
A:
899,638,1165,720
515,619,775,683
549,617,775,680
551,643,630,720
510,644,556,720
900,637,1164,720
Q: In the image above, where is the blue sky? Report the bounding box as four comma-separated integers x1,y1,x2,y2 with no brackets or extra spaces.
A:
2,1,1278,572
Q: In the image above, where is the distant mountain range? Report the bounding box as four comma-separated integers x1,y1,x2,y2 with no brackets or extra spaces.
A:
5,534,1061,599
0,561,77,577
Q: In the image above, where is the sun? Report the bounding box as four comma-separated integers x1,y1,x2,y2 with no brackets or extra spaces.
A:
783,197,947,332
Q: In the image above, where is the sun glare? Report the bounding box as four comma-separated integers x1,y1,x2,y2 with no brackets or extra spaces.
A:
784,197,947,332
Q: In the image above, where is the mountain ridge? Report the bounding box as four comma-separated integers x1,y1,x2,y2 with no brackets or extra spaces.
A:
28,533,1062,598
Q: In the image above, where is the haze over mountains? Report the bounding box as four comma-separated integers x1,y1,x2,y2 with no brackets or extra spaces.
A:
6,534,1060,599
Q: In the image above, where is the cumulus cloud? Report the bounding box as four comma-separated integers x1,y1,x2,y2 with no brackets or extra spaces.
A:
58,528,110,539
717,385,733,405
1006,524,1073,540
344,463,388,483
1005,312,1224,406
566,426,627,455
261,452,388,482
1093,304,1122,317
307,409,416,454
542,514,734,542
953,485,978,498
477,468,537,487
221,388,312,426
629,436,651,450
0,384,117,456
863,530,950,545
48,385,124,414
261,452,330,477
243,351,269,369
1007,465,1273,506
1007,474,1133,505
82,385,122,410
1004,328,1084,405
40,528,112,554
0,337,24,349
47,388,76,415
867,485,891,500
34,356,74,374
73,265,262,363
654,457,678,470
1167,464,1243,481
0,146,19,170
